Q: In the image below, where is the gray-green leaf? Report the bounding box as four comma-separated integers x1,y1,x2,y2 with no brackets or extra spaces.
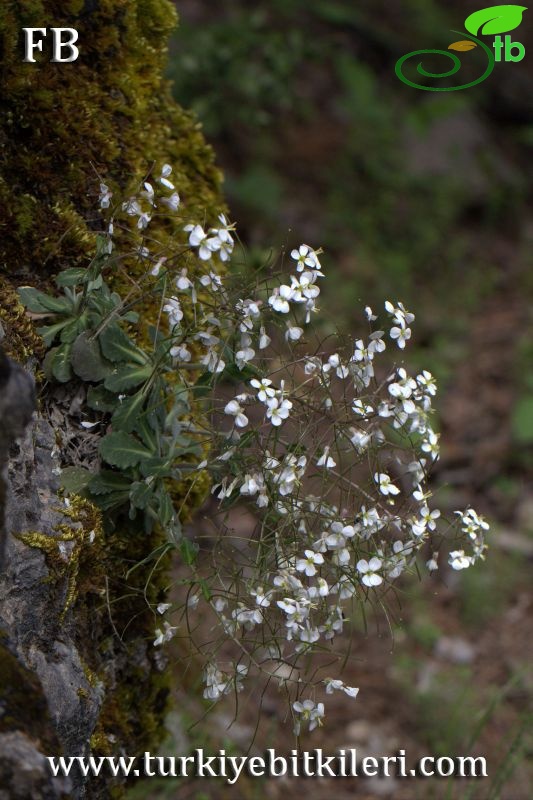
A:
465,5,527,36
104,363,152,392
71,331,114,382
60,466,92,495
99,324,148,365
43,344,73,383
111,392,146,433
100,431,154,469
86,385,118,413
89,470,132,495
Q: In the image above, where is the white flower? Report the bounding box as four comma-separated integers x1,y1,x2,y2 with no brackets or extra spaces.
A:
292,699,325,733
419,505,441,531
250,377,276,402
266,397,292,426
224,399,249,428
153,621,178,646
357,557,383,587
159,163,175,189
324,679,359,698
161,191,180,211
421,430,440,460
240,473,264,496
99,183,112,209
385,300,415,326
353,399,373,416
449,550,472,570
150,256,167,277
365,305,377,321
296,549,324,577
268,285,293,313
175,269,193,291
426,552,439,571
259,326,271,349
156,603,171,615
163,296,183,327
417,370,437,396
286,322,304,342
185,224,214,260
291,244,322,273
316,446,336,469
251,586,271,607
170,343,192,362
390,323,411,349
375,472,400,496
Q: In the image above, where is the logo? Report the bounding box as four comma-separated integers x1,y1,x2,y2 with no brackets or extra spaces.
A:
395,4,527,90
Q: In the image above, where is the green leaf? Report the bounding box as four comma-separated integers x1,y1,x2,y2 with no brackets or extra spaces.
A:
18,286,72,314
104,363,152,392
91,490,130,511
191,370,215,398
111,392,146,433
71,331,114,382
157,488,174,527
135,416,159,452
139,456,173,479
37,319,72,347
99,324,149,365
59,311,90,344
464,5,527,36
100,431,153,469
86,385,118,413
89,470,132,495
129,481,154,510
60,466,92,495
179,538,198,566
43,344,73,383
55,268,88,288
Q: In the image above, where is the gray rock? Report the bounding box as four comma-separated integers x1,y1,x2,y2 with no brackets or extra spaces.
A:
0,351,103,798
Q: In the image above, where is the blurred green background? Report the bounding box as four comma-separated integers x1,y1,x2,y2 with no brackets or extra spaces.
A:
132,1,533,797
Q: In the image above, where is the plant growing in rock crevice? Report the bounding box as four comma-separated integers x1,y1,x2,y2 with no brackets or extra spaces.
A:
20,166,489,736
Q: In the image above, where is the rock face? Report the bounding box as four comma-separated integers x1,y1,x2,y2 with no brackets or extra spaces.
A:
0,352,76,798
0,3,226,797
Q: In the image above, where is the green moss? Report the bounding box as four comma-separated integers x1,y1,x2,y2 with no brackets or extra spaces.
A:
0,0,225,352
1,2,226,782
18,495,104,618
0,277,46,363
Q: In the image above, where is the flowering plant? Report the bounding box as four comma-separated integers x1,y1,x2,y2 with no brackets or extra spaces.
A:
20,165,489,736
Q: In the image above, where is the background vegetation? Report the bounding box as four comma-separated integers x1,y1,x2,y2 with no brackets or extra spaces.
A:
128,1,532,797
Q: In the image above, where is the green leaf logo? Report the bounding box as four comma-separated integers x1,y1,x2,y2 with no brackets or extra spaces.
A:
465,5,527,36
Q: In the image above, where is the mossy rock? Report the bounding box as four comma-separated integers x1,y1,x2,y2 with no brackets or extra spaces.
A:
0,3,226,794
0,0,224,284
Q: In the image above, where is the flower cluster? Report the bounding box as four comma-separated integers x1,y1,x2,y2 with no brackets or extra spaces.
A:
96,167,489,735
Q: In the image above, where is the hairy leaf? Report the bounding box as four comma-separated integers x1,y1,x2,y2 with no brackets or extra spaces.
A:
99,324,149,365
18,286,72,314
86,385,119,413
72,331,114,382
111,392,146,433
55,268,89,288
60,466,92,495
43,344,73,383
104,363,153,392
129,481,154,510
89,470,132,495
100,431,154,469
